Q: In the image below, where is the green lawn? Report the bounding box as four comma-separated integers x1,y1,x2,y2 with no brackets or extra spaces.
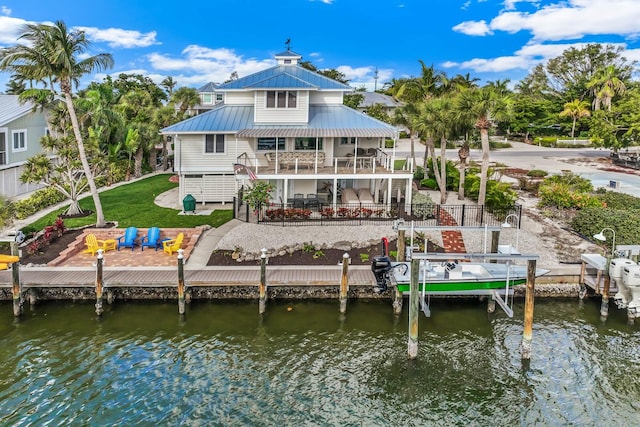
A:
24,174,234,233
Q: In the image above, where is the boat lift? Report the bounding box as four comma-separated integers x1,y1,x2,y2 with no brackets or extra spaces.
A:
391,219,540,318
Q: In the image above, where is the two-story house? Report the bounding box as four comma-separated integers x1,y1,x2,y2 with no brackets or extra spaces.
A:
0,95,47,198
161,49,413,211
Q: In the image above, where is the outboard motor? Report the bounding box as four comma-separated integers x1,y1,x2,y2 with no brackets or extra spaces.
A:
371,255,393,293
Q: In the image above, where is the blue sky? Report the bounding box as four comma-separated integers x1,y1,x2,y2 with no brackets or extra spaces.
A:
1,0,640,92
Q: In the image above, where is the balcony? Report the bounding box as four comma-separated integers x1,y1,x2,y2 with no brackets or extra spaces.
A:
236,151,411,177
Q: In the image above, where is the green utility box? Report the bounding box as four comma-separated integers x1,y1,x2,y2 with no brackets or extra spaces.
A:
183,194,196,213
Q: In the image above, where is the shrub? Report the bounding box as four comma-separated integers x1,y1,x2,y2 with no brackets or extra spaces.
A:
538,183,603,209
412,192,436,219
14,187,66,219
596,191,640,210
571,207,640,246
543,171,593,193
413,166,425,181
420,178,438,189
527,169,548,178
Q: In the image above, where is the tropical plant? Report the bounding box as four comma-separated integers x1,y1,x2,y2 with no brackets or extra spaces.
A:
559,99,591,138
586,65,626,111
456,86,510,207
242,181,275,211
0,21,114,227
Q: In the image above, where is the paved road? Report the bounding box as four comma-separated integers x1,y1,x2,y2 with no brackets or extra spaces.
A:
387,140,640,197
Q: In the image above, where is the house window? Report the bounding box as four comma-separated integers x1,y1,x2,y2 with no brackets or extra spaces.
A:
205,134,225,153
12,130,26,152
266,91,297,108
257,137,285,151
0,132,6,165
340,137,356,145
202,94,214,104
295,137,323,151
215,93,224,103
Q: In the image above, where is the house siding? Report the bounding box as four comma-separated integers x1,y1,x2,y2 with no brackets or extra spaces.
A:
184,174,236,203
225,92,255,105
254,90,308,123
175,134,253,173
309,91,343,105
6,113,47,164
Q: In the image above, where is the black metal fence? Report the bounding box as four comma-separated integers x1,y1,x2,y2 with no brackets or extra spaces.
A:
234,198,522,228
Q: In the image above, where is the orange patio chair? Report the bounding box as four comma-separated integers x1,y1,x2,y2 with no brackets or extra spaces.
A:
163,232,184,255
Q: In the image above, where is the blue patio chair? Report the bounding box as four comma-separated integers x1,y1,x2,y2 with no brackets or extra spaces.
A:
117,226,138,251
140,227,162,251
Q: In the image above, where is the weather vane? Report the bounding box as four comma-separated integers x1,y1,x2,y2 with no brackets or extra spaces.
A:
285,38,291,51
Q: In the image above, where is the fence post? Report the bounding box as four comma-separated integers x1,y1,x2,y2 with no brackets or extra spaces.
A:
232,196,236,219
461,204,466,227
436,205,441,226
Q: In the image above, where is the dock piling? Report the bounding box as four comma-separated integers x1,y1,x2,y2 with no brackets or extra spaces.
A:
177,249,185,315
339,253,349,314
94,249,104,316
600,272,610,318
10,241,21,317
259,248,267,314
521,259,536,360
408,259,419,359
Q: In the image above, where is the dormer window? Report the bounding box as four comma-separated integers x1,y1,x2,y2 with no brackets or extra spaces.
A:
266,91,297,108
202,94,213,104
284,59,291,64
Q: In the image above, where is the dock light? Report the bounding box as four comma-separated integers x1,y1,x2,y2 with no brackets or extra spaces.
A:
501,213,520,251
594,228,616,257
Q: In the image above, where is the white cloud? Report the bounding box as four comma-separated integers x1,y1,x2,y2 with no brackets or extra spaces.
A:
443,41,610,72
335,65,393,91
452,20,492,36
76,26,159,48
1,6,11,15
309,0,333,3
490,0,640,41
147,45,275,86
0,15,29,45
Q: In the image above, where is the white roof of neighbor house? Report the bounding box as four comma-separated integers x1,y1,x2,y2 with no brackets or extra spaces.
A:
0,95,36,126
161,104,397,138
358,92,403,108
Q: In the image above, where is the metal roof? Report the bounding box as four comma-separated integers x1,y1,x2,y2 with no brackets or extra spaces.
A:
358,92,404,108
216,65,351,91
161,104,397,138
161,104,253,133
197,82,217,93
245,73,317,89
0,95,36,126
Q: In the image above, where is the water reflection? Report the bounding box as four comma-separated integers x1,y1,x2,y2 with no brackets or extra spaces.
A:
0,299,638,425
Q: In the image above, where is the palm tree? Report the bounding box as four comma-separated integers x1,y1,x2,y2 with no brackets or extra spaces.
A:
392,103,420,167
559,99,591,138
161,76,177,96
172,86,200,115
456,86,510,207
586,65,626,111
0,21,114,227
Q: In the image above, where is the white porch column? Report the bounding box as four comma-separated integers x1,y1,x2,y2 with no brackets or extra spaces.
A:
405,178,413,215
387,178,393,209
283,178,289,205
333,179,338,208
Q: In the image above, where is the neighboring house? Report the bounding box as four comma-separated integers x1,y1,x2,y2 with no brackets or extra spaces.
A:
192,82,223,115
356,91,403,116
161,49,413,211
0,95,47,198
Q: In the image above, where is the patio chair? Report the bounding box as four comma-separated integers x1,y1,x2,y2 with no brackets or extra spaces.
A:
83,233,111,256
117,227,138,251
306,193,320,209
163,232,184,255
140,227,162,251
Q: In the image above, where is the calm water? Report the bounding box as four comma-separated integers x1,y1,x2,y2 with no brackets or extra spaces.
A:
0,298,639,426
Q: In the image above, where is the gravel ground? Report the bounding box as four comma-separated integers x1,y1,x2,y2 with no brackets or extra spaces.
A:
214,190,603,269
